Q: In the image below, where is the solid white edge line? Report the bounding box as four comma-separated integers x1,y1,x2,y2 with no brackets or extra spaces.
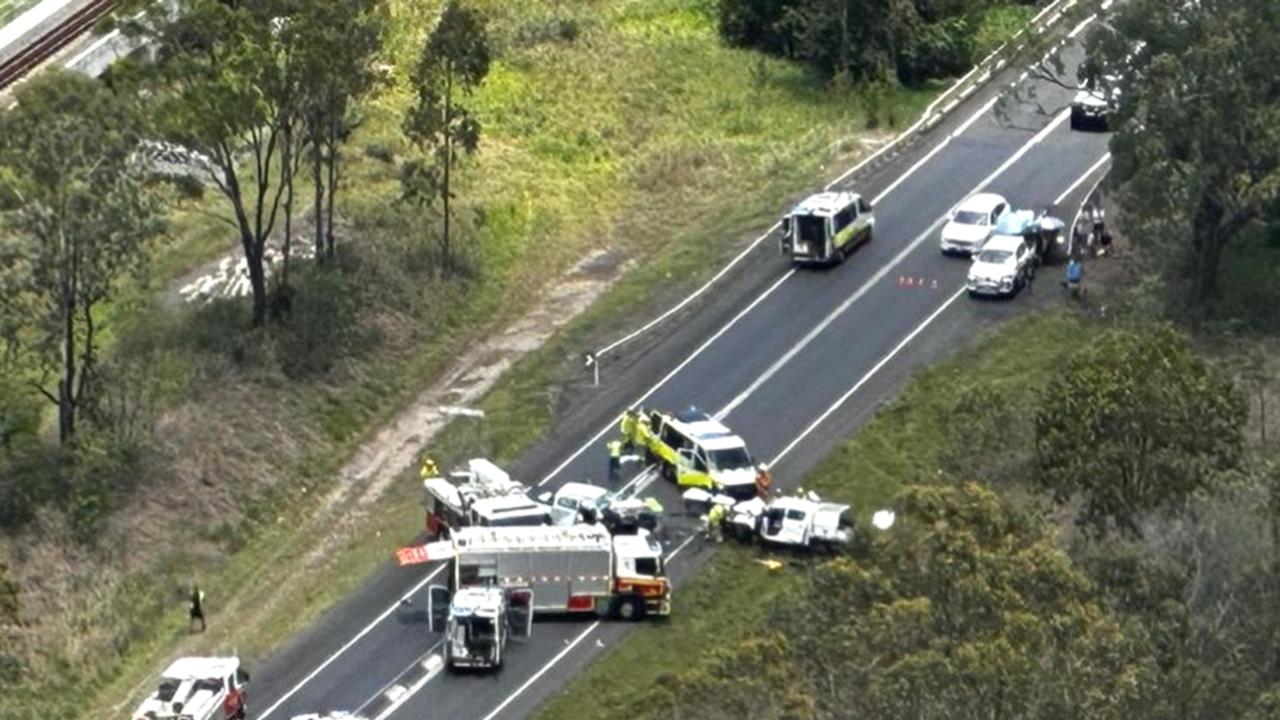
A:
257,566,444,720
441,108,1075,720
595,0,1079,359
769,287,967,467
716,107,1070,424
476,622,603,720
1054,152,1110,206
714,214,947,423
258,8,1089,712
371,653,446,720
535,269,796,488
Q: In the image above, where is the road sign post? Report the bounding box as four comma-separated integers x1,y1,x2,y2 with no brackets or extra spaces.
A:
584,351,598,386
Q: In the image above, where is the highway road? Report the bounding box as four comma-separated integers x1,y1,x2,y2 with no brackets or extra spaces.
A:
248,29,1112,720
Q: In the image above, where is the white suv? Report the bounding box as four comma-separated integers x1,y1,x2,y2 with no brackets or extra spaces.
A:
940,193,1009,255
966,233,1037,297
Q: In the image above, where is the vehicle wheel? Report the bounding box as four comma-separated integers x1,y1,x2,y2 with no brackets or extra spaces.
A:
645,447,657,466
613,595,646,621
967,289,978,298
734,524,753,544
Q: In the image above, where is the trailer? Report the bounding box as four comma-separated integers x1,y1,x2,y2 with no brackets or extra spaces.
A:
132,656,249,720
423,458,552,539
422,525,670,670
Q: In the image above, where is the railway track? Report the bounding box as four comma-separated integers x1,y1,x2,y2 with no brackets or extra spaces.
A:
0,0,114,91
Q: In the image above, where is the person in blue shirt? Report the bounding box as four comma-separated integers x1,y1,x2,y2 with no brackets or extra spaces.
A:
1065,256,1084,295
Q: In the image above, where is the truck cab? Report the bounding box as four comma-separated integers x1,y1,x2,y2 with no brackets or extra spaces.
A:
428,585,533,671
646,408,759,502
780,191,874,265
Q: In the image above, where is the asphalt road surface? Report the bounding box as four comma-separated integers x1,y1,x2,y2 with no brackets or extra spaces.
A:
250,33,1112,720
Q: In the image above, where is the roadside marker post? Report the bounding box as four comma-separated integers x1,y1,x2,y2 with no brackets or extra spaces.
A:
584,351,599,387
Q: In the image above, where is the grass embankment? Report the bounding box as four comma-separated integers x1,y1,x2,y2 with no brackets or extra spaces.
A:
535,313,1092,720
0,1,944,718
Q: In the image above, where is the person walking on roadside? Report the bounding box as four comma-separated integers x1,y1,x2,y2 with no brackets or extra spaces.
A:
189,584,206,633
606,439,622,485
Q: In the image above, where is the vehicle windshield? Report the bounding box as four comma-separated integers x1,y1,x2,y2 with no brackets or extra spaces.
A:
634,556,663,576
977,249,1013,263
707,447,752,471
953,210,986,225
486,512,551,527
463,616,496,642
794,214,825,244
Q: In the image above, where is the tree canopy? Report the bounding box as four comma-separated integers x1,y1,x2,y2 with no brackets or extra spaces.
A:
0,70,163,443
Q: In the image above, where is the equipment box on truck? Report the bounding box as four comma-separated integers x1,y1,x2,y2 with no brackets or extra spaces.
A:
423,458,551,539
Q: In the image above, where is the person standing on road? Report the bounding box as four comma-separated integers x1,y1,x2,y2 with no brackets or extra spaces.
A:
607,439,622,485
706,502,727,543
620,409,638,452
189,584,206,633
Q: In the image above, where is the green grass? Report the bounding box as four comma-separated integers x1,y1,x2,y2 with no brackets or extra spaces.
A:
9,1,957,717
0,0,39,27
535,312,1095,720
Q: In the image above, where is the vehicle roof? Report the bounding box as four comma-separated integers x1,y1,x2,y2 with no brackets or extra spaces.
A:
451,586,505,616
955,192,1007,214
557,482,609,501
612,532,663,558
700,435,749,451
667,416,743,443
994,209,1037,236
981,233,1026,253
454,525,612,553
789,191,861,217
160,656,240,680
470,495,549,514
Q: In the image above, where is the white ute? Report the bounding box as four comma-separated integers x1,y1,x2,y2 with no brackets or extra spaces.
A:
728,491,853,550
132,656,249,720
939,192,1009,255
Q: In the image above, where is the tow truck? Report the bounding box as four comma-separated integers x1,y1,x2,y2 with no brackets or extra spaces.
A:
637,408,760,501
726,490,854,551
132,656,250,720
405,525,670,670
423,458,552,539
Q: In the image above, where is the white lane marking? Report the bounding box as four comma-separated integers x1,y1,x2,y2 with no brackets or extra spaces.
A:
769,287,967,466
714,214,946,422
257,31,1086,717
384,685,407,704
596,0,1082,360
425,110,1079,720
535,270,795,488
257,566,445,720
371,655,444,720
594,225,782,358
475,526,701,720
1054,152,1110,205
477,621,602,720
716,108,1071,423
351,642,446,717
768,146,1111,466
1068,13,1098,38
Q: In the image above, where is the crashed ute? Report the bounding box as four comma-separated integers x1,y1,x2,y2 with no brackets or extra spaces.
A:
728,492,854,551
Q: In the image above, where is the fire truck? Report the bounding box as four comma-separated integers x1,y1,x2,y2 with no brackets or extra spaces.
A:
423,458,552,539
415,525,670,670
